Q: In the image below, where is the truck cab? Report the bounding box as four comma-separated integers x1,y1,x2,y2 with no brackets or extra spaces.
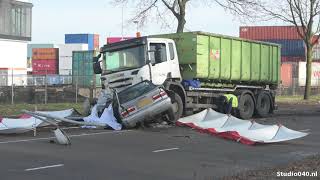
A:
96,37,181,91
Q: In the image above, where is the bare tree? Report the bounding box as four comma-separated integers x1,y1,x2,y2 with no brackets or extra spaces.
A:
113,0,258,33
248,0,320,100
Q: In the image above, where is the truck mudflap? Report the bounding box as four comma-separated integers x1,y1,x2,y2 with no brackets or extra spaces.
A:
176,108,308,145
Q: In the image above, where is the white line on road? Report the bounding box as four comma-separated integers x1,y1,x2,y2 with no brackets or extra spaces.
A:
298,129,311,132
152,147,179,153
0,130,133,144
25,164,64,171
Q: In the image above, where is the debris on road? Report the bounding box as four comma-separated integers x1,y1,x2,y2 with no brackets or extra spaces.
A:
83,104,122,130
177,108,309,145
0,109,75,134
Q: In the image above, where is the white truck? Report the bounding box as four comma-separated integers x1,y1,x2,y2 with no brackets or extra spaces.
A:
93,32,280,120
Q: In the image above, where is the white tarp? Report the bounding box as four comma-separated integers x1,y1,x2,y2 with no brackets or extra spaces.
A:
177,109,308,145
83,105,122,130
0,109,75,134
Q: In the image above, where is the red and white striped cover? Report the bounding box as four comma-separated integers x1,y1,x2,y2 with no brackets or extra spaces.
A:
177,109,308,145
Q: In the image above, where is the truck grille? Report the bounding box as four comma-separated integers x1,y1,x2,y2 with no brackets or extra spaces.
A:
108,77,133,90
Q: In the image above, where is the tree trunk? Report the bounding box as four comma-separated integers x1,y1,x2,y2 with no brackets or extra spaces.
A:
176,17,186,33
304,46,313,100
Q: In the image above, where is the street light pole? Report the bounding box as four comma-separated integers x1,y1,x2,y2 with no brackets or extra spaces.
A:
133,20,139,32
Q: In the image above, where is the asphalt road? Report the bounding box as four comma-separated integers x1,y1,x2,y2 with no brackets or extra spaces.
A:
0,103,319,180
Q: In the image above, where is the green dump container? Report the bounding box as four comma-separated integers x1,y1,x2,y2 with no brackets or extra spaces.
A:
151,31,280,86
72,50,101,87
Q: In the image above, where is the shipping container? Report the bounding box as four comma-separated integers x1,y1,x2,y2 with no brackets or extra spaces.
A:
65,34,99,50
56,44,88,75
281,63,293,87
299,61,320,86
260,39,305,57
94,34,99,50
32,48,59,60
27,44,56,58
281,56,305,62
106,37,133,44
32,59,58,75
313,42,320,60
32,70,58,75
72,51,101,87
58,57,72,75
57,44,88,57
151,32,280,86
239,26,303,40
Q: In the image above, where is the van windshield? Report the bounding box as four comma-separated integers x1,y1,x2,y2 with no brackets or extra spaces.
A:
103,45,145,73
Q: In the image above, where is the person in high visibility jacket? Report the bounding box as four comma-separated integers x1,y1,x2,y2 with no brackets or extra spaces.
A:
223,94,238,115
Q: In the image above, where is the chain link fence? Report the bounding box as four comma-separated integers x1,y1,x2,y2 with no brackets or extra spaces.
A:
0,74,101,105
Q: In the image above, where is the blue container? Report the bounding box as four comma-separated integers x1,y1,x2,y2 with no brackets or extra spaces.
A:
261,39,305,57
65,34,95,50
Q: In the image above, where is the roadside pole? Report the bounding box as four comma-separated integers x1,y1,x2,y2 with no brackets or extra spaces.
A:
76,74,78,103
11,68,14,105
45,70,47,104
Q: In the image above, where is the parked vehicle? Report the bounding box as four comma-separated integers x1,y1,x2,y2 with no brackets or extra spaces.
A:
114,80,175,128
93,31,281,120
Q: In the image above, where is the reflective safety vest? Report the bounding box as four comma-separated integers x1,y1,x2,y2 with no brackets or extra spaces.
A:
224,94,238,108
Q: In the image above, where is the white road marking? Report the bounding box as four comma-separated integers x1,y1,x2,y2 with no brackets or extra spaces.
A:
0,130,133,144
298,129,311,132
152,147,179,153
25,164,64,171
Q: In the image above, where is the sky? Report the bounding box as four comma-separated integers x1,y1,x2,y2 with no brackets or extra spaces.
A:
29,0,282,44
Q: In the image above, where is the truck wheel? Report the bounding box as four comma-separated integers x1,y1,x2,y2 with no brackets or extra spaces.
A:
238,94,254,119
256,92,271,118
170,93,183,121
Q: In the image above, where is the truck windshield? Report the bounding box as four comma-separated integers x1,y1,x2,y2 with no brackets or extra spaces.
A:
103,45,145,73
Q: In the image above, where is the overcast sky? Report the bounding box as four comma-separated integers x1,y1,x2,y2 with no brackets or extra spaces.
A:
29,0,282,44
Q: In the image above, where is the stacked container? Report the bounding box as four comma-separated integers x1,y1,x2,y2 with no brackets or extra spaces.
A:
65,34,99,50
106,37,133,44
56,44,88,75
32,48,59,75
27,44,57,72
239,26,305,87
72,50,101,87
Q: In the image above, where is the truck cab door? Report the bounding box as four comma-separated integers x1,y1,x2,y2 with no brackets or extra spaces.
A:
148,42,174,85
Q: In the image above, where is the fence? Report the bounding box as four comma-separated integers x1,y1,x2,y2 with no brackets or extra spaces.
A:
1,74,320,105
0,74,101,105
277,77,320,96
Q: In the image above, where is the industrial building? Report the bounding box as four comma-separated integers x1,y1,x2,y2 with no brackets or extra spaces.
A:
0,0,33,86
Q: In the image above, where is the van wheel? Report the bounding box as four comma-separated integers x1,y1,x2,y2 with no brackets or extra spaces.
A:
170,93,183,121
256,92,271,118
238,94,254,119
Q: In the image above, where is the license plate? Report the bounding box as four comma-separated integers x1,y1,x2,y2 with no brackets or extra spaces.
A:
137,98,153,108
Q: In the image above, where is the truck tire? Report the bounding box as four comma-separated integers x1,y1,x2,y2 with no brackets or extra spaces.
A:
238,94,254,119
256,92,271,118
170,93,183,121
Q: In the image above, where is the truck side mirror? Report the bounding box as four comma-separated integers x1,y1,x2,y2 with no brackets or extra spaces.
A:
93,56,102,74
